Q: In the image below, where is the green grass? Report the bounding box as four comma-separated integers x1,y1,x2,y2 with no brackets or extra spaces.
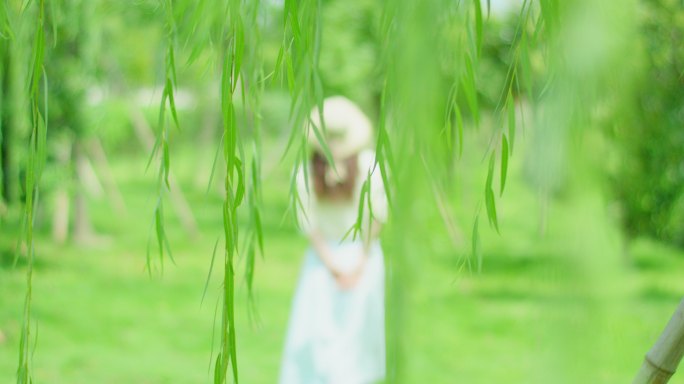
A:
1,137,683,383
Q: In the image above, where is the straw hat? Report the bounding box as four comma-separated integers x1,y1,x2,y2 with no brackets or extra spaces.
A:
307,96,373,160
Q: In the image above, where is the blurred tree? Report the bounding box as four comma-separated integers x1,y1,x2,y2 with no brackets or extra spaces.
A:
0,1,32,219
43,0,100,244
318,0,381,110
610,0,684,247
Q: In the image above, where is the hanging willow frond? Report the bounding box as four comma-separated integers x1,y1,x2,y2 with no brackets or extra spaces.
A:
17,0,46,383
0,0,12,39
278,0,334,226
146,0,181,274
240,0,265,322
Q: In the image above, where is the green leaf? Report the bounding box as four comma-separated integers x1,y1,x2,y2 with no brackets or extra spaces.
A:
233,20,245,92
214,353,222,384
163,230,175,265
254,210,264,254
155,199,165,268
507,93,516,155
354,179,370,240
207,132,225,194
288,6,302,47
245,238,256,298
539,0,558,37
168,44,178,88
485,152,499,232
519,30,534,98
443,86,456,151
145,135,161,172
455,104,464,158
272,44,286,83
463,53,479,125
472,214,482,273
166,79,180,131
0,1,13,39
500,135,509,196
485,187,499,233
233,158,245,208
486,150,495,190
157,87,168,139
473,0,483,55
29,16,44,95
309,114,337,174
285,52,295,93
374,111,393,209
36,100,47,179
227,275,239,383
202,238,221,306
162,141,170,189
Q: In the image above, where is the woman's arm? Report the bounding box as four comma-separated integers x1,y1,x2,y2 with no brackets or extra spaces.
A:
309,219,382,272
308,228,342,277
308,221,382,289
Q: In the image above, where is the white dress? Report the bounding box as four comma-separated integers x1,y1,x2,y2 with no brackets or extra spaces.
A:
279,150,388,384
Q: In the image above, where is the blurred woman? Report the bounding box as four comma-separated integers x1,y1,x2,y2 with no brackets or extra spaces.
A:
279,96,388,384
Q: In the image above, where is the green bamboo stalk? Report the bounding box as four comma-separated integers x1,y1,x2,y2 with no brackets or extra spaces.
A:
633,299,684,384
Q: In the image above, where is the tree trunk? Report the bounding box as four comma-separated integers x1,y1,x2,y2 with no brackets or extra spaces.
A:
72,139,96,245
87,138,127,213
52,188,70,243
633,298,684,384
52,139,72,243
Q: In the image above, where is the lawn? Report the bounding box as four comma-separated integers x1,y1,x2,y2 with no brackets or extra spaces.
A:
1,138,683,383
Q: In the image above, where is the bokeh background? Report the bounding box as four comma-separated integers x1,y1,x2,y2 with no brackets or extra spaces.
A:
1,0,684,382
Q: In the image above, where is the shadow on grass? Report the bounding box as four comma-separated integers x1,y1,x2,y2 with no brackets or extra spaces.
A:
631,256,678,272
639,286,683,302
629,237,684,272
0,246,50,270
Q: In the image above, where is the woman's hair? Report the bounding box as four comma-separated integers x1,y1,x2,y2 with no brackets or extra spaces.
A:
311,151,358,201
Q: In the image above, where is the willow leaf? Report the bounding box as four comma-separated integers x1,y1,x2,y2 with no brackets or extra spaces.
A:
233,21,244,92
207,132,225,194
485,187,499,233
486,150,495,190
354,179,370,240
155,199,165,268
309,115,336,173
500,135,509,196
472,214,482,273
162,141,170,189
485,152,499,232
507,93,516,155
463,53,479,125
455,104,464,158
166,79,180,131
473,0,483,55
202,238,221,306
285,53,295,93
234,158,245,208
272,44,286,83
